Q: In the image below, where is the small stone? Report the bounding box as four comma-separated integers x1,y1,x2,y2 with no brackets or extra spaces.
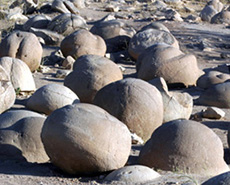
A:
62,56,75,69
105,5,119,12
131,133,144,144
202,107,225,119
55,69,70,78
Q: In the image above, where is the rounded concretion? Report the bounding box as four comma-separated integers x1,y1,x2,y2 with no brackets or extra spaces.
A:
64,54,123,103
93,78,163,142
0,31,42,72
138,119,229,176
41,103,131,175
60,29,106,59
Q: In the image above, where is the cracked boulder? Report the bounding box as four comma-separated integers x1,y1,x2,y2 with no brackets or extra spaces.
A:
90,19,136,52
64,54,123,103
0,66,16,114
47,13,87,36
0,31,43,72
197,82,230,108
0,57,36,92
41,103,131,175
60,29,106,59
197,70,230,89
93,78,163,142
51,0,85,14
128,23,179,60
26,83,79,115
138,119,229,176
136,43,202,87
149,77,193,123
0,114,49,163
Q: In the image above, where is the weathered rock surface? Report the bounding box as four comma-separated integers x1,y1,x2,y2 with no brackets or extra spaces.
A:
136,43,202,87
60,29,106,59
41,103,131,175
93,78,163,142
202,171,230,185
105,165,161,183
139,119,229,176
26,83,79,115
0,31,43,72
64,54,123,103
0,57,36,91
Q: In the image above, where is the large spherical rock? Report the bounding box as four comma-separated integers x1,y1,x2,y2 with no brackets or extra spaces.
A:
0,57,36,91
0,116,49,163
26,83,79,115
60,29,106,59
48,13,87,36
138,119,229,176
105,165,160,183
197,71,230,89
0,31,43,72
64,55,123,103
202,171,230,185
197,82,230,108
0,66,16,114
136,43,202,87
128,25,179,60
41,103,131,175
93,78,163,142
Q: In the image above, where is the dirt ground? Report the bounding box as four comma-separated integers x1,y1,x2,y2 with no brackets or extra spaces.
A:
1,0,230,184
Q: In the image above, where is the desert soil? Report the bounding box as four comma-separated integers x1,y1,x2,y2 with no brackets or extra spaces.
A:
1,0,230,184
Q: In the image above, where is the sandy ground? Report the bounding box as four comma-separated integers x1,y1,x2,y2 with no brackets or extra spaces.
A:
1,0,230,184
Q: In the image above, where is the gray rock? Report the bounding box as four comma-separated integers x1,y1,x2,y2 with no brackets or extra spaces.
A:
200,5,218,22
105,165,160,183
62,55,75,69
26,83,79,115
23,15,51,31
202,106,225,119
41,103,131,175
139,119,229,176
55,69,70,78
202,172,230,185
211,10,230,24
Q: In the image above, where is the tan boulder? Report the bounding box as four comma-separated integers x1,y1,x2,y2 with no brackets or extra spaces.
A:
0,31,43,72
41,103,131,175
93,78,163,142
64,54,123,103
136,43,202,87
139,119,229,176
60,29,106,59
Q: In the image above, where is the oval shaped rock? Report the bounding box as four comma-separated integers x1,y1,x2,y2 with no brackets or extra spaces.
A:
137,43,202,87
93,78,163,142
64,55,123,103
0,57,36,91
0,31,43,72
41,103,131,175
23,14,51,31
105,165,160,183
60,29,106,59
0,116,49,163
138,119,229,176
26,83,79,115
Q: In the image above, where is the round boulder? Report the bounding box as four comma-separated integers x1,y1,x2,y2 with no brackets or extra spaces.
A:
128,25,179,60
60,29,106,59
26,83,79,115
0,66,16,114
64,55,123,103
197,71,230,89
93,78,163,142
41,103,131,175
197,82,230,108
105,165,161,183
0,116,49,163
23,14,51,31
47,13,87,36
202,171,230,185
0,31,43,72
138,119,229,176
200,5,218,22
136,43,202,87
211,9,230,24
0,57,36,91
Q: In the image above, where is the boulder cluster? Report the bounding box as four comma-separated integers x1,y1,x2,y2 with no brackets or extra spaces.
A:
0,0,230,184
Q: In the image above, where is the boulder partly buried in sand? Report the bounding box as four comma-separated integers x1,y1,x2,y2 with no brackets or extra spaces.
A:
93,78,163,142
138,119,229,176
64,54,123,103
41,103,131,175
26,83,79,115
